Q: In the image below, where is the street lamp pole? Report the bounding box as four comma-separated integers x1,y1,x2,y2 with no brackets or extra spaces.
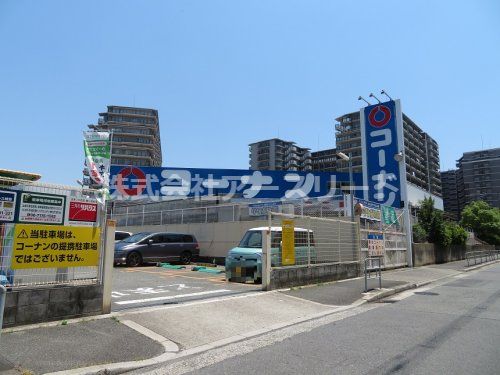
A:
348,153,354,222
337,152,355,222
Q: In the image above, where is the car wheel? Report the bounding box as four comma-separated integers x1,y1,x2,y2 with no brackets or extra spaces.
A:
180,251,192,265
126,251,142,267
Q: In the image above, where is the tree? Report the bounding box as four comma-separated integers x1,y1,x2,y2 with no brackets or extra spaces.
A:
461,201,500,245
415,197,467,247
417,197,446,245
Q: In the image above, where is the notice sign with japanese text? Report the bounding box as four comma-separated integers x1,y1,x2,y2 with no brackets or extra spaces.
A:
281,219,295,266
67,197,99,226
367,233,384,256
0,190,17,222
12,224,100,269
18,192,66,225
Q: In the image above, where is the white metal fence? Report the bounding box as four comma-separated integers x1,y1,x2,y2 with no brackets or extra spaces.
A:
0,178,106,288
111,199,346,227
268,212,359,267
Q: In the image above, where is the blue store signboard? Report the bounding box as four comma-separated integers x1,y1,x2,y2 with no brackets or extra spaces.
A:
361,100,403,208
109,166,363,201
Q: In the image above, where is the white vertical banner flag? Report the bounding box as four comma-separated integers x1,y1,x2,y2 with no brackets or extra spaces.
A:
83,131,111,188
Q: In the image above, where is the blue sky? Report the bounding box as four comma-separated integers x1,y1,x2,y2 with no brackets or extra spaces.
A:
1,0,499,185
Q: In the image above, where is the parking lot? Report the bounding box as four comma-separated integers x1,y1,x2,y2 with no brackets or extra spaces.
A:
111,264,260,311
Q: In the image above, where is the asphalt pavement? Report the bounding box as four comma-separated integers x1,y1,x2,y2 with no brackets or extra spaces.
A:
0,318,163,374
112,264,260,311
179,262,500,375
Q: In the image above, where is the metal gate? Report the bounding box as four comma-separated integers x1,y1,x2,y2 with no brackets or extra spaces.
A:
360,206,408,269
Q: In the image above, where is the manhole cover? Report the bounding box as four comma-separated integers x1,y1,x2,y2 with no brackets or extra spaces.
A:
414,291,439,296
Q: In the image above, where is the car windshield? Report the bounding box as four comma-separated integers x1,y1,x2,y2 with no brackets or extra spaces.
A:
238,231,262,248
122,232,151,243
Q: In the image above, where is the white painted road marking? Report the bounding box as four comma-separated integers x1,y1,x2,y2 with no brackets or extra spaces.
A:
111,291,130,298
115,289,232,305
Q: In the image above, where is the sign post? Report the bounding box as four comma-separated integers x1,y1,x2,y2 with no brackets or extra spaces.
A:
281,219,295,266
102,219,116,314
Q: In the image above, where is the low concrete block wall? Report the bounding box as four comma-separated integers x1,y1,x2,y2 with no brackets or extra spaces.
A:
412,243,496,267
269,262,360,290
3,284,103,327
412,243,436,266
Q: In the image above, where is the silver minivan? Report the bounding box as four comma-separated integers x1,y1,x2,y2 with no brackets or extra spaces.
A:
114,232,200,266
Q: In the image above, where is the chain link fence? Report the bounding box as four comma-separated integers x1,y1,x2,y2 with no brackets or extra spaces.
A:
0,177,106,288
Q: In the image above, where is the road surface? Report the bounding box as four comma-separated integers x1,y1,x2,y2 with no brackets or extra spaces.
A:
142,262,500,375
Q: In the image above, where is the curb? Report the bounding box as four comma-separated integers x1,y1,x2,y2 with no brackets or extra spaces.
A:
362,273,459,302
463,259,500,272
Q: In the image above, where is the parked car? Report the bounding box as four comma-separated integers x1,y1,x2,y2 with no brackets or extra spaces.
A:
115,230,132,243
114,232,200,266
225,226,315,283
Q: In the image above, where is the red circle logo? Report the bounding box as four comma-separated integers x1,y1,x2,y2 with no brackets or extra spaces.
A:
368,105,392,128
116,167,147,196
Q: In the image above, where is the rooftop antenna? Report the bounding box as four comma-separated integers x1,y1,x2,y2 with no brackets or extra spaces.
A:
380,89,393,101
369,93,382,104
358,96,371,106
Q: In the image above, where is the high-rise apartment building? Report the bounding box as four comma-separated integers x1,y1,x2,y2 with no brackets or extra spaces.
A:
335,111,442,196
311,148,337,172
456,148,500,209
90,105,162,166
441,169,461,219
249,138,312,171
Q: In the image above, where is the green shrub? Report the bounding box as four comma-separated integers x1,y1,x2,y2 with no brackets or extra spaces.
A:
412,223,427,243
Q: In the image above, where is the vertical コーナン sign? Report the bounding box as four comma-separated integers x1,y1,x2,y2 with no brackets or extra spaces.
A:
281,219,295,266
360,100,404,208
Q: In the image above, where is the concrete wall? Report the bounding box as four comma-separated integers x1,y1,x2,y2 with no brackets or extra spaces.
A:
412,243,496,267
120,220,268,259
269,262,360,290
3,284,103,327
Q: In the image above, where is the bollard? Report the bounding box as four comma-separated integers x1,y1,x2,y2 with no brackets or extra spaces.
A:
0,285,6,341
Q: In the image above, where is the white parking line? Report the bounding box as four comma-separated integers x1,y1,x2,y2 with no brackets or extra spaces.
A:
115,289,232,305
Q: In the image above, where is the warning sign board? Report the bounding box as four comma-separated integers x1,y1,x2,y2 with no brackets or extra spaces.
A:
281,219,295,266
18,192,66,225
12,224,100,269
